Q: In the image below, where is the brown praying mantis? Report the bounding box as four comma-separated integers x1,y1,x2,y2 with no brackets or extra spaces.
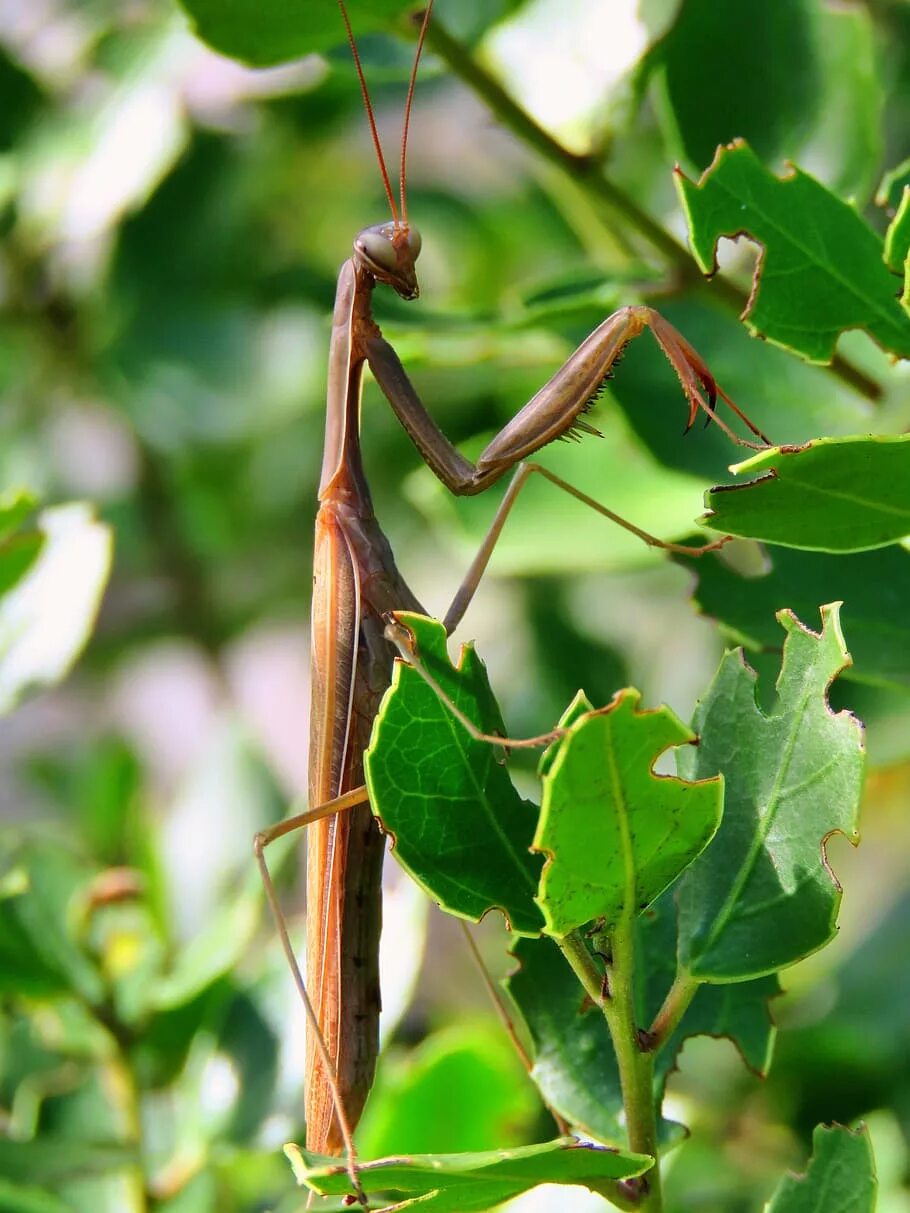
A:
253,0,769,1199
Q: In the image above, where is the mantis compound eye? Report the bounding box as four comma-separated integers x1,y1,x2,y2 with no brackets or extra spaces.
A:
355,226,399,274
405,225,422,260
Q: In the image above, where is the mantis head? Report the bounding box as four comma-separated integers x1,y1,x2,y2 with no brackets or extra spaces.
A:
338,0,432,302
354,222,421,300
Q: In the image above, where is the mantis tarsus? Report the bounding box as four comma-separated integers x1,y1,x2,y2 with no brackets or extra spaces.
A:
254,0,768,1196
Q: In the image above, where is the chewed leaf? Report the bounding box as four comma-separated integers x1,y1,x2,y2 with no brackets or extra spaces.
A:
534,690,723,938
286,1137,651,1211
675,140,910,362
365,613,544,936
677,605,864,981
763,1124,876,1212
537,691,594,781
702,435,910,552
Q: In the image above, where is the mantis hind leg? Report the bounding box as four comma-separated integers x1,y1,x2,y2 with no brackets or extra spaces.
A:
254,789,370,1208
442,459,733,637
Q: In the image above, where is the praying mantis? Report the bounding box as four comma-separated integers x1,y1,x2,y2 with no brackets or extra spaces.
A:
253,0,769,1195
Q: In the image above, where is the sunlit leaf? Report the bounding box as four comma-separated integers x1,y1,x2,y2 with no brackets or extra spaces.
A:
365,613,544,935
702,436,910,551
877,158,910,211
534,690,722,937
795,4,884,202
0,490,35,542
286,1138,651,1210
149,878,262,1011
0,491,41,599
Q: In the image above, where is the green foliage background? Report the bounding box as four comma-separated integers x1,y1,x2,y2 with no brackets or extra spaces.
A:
1,0,909,1210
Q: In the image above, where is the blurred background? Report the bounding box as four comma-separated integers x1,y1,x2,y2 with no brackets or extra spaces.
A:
1,0,910,1209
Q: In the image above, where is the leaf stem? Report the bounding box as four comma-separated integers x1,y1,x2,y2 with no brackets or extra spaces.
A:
424,17,881,404
560,930,663,1211
648,971,701,1052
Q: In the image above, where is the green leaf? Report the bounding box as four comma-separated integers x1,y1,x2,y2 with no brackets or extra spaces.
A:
285,1138,651,1210
358,1025,538,1157
794,3,884,202
764,1124,876,1212
702,436,910,552
506,894,777,1144
177,0,418,66
675,141,910,363
648,2,882,200
534,690,723,937
884,188,910,275
505,936,626,1146
364,613,544,936
677,605,864,981
505,931,684,1149
0,504,112,715
640,890,779,1087
676,542,910,693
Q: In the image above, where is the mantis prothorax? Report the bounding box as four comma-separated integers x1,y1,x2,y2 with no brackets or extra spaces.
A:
253,0,769,1201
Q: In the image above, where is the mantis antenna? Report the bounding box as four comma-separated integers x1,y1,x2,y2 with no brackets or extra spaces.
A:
399,1,434,223
336,0,434,228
